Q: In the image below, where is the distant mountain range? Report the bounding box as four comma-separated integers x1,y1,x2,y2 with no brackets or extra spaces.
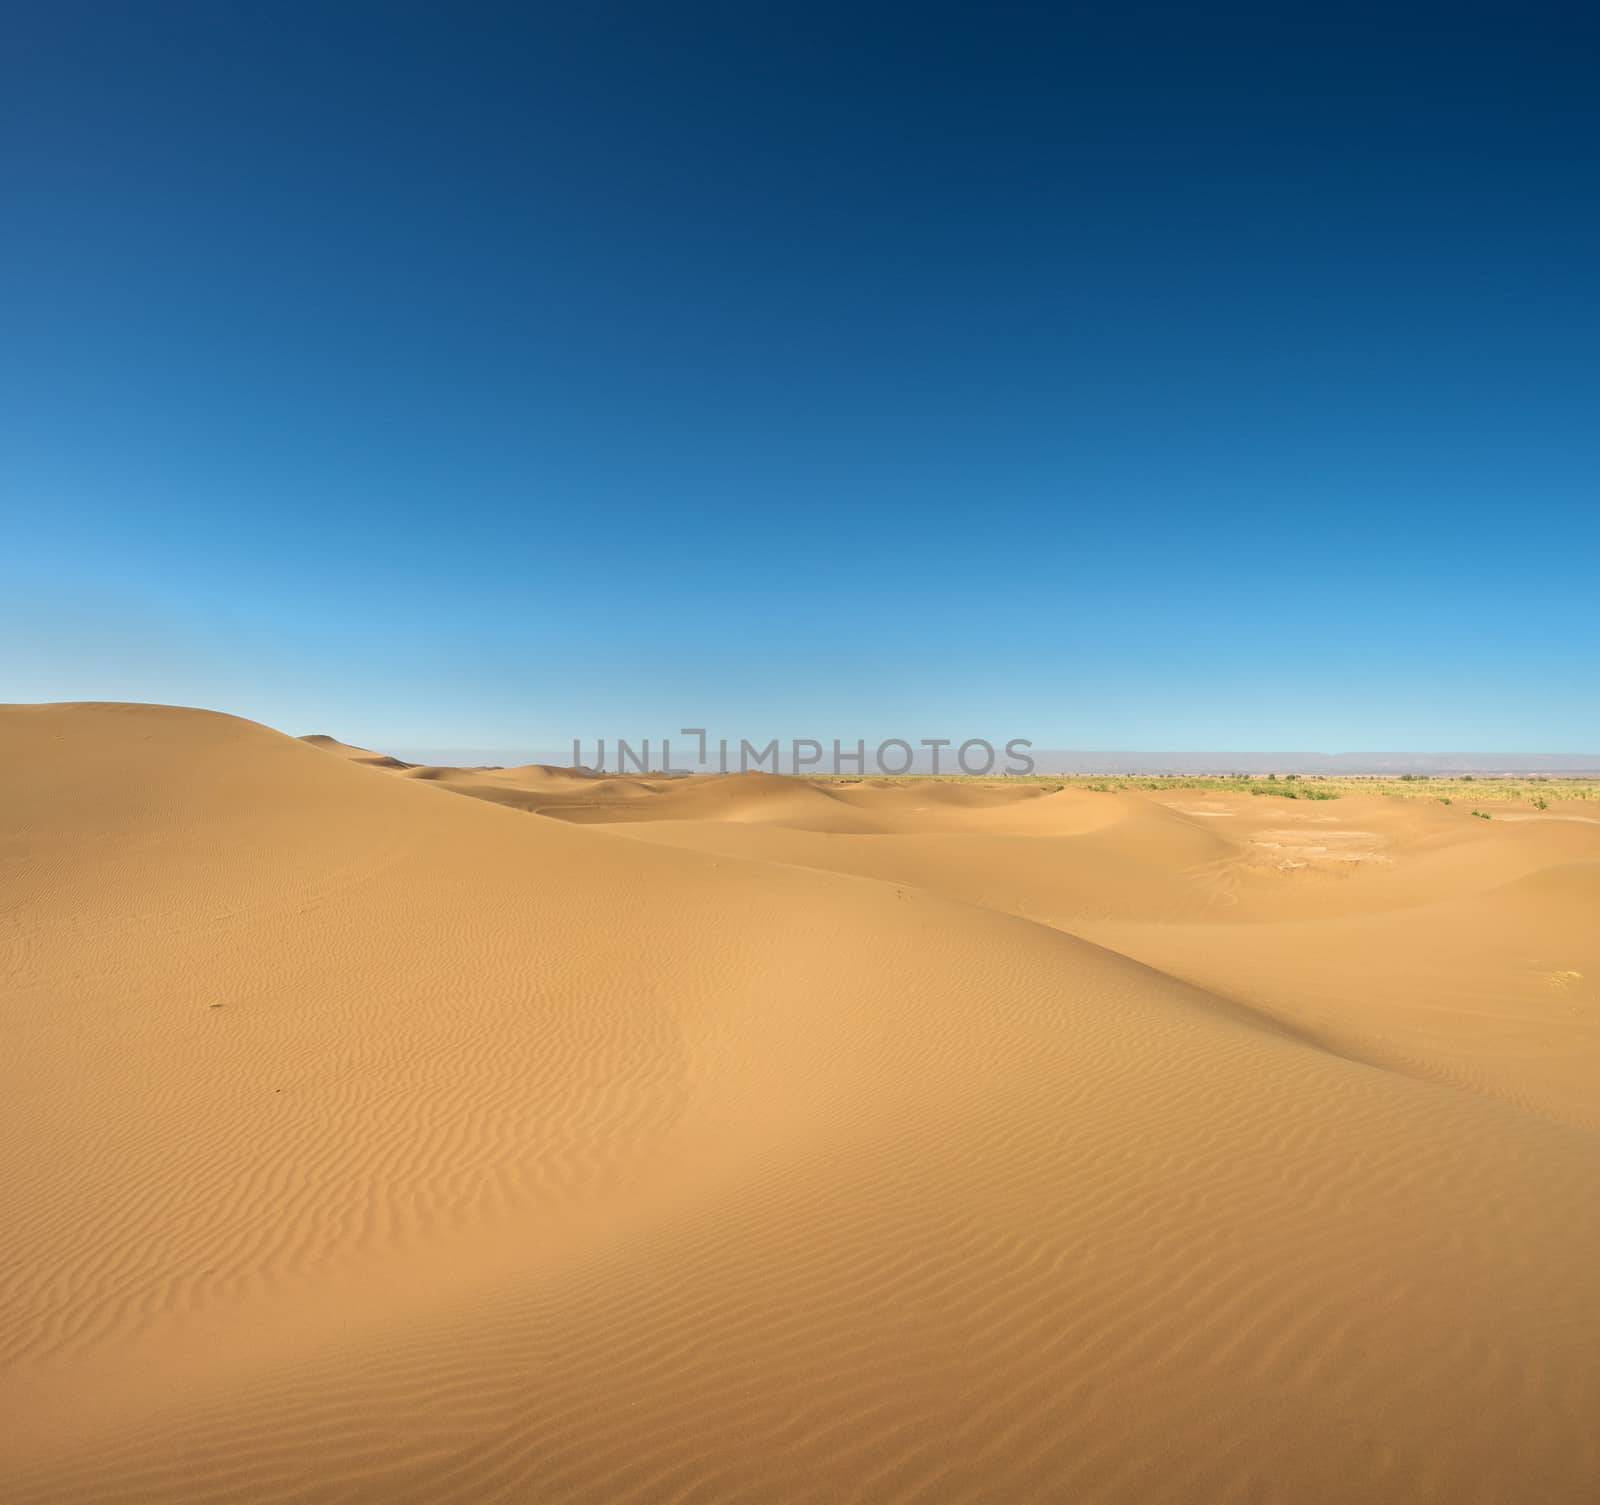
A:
387,745,1600,777
1026,751,1600,776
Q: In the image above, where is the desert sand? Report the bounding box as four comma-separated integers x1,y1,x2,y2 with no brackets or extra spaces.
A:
3,702,1597,1504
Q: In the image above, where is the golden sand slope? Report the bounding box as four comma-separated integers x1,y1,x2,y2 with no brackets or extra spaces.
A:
2,705,1597,1504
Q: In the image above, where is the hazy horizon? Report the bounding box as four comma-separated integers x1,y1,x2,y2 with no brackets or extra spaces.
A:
379,741,1600,777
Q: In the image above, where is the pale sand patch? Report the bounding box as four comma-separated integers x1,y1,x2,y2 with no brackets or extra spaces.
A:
1497,813,1600,824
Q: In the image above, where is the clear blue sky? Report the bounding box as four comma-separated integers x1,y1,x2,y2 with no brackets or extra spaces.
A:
5,2,1596,753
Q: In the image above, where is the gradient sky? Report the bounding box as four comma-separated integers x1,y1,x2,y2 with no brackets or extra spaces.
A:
5,2,1597,754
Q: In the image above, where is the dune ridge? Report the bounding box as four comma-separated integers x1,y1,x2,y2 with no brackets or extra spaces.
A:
3,703,1597,1503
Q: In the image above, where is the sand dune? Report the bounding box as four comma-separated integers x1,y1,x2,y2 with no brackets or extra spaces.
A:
3,704,1598,1503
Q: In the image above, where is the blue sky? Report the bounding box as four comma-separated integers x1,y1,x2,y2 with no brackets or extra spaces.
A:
5,2,1596,753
